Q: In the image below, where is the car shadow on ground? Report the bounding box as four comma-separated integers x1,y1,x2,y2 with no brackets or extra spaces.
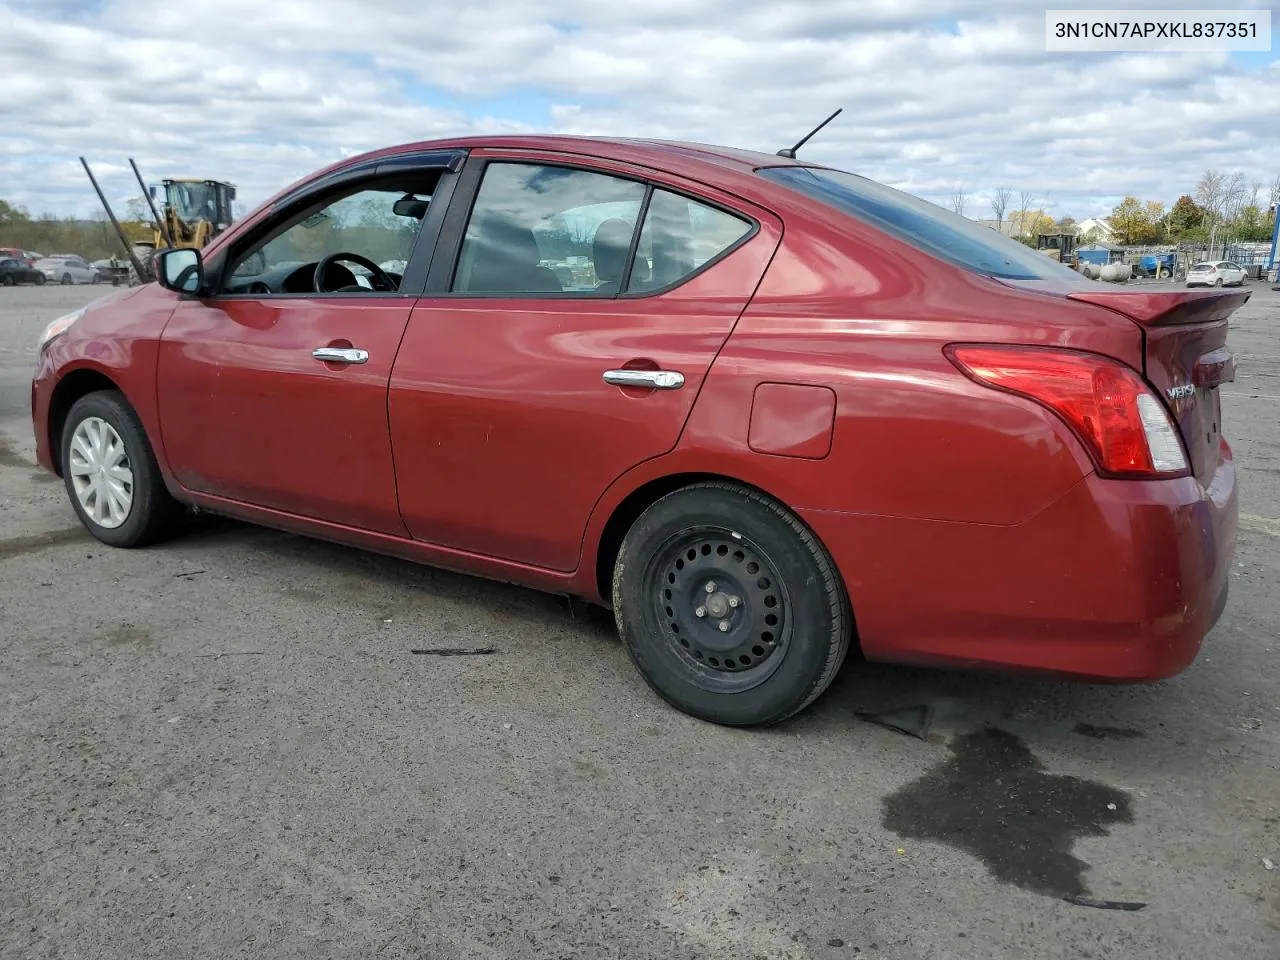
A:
173,513,1213,748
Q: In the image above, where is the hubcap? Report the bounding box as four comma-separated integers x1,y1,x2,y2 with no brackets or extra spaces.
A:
68,417,133,529
651,530,789,689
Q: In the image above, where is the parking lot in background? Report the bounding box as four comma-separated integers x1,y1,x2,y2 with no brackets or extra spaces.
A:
2,283,1278,959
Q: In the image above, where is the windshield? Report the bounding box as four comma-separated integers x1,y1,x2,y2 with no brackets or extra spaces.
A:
167,182,220,223
759,166,1084,282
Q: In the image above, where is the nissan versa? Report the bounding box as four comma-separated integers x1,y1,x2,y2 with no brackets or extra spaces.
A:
31,135,1241,726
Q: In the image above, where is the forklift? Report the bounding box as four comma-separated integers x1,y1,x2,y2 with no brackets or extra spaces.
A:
1036,231,1078,268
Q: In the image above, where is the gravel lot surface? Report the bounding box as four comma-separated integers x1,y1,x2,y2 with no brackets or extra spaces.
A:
2,282,1278,959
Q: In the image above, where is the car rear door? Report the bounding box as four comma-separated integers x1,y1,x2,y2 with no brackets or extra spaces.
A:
388,152,783,571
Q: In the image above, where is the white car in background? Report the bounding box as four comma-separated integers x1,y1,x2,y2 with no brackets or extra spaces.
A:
35,255,98,285
1186,260,1247,287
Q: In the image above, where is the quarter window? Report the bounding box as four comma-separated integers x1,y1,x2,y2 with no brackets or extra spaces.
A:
453,163,646,295
626,190,752,294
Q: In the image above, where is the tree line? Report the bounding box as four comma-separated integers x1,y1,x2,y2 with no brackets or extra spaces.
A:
1103,171,1279,246
0,198,153,260
951,172,1279,247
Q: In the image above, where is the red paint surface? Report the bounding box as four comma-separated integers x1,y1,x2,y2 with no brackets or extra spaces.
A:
29,135,1240,684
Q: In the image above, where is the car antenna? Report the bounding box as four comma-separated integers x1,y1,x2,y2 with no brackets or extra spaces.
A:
776,107,843,159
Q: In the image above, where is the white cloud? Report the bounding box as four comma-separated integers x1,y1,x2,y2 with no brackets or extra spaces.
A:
1,0,1277,221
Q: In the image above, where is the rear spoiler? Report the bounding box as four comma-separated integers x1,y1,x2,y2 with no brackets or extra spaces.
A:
1066,289,1250,327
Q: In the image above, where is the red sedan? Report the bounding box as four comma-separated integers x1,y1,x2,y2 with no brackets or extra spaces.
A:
31,136,1240,726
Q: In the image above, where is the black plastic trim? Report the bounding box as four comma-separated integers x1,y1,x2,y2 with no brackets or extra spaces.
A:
425,154,487,294
271,149,464,211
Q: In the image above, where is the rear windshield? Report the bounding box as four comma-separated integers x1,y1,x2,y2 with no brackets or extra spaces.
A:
758,165,1084,281
1189,263,1212,271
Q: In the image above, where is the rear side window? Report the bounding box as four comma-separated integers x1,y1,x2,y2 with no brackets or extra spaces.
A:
627,190,752,294
759,166,1082,281
453,162,646,295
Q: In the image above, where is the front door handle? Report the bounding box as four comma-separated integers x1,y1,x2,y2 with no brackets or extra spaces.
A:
313,347,369,365
603,369,685,390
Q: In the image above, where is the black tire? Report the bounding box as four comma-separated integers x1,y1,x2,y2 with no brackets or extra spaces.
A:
1,274,13,286
612,482,852,727
60,390,180,548
1214,277,1223,287
34,273,45,285
61,273,72,285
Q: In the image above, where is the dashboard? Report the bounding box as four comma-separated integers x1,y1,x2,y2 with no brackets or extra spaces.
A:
225,259,404,296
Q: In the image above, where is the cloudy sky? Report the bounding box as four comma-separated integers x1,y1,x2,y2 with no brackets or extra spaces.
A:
2,0,1277,222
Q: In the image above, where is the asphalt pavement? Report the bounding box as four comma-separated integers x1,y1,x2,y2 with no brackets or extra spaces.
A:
1,282,1278,959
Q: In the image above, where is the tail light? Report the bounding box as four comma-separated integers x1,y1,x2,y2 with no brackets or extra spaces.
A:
946,345,1189,479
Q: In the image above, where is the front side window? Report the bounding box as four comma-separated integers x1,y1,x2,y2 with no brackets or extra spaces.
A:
759,165,1086,282
453,163,646,295
223,177,437,295
627,189,752,293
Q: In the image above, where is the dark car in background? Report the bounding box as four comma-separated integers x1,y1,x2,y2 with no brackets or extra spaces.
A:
0,257,46,286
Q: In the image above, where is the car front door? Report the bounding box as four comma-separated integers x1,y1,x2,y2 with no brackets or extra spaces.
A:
156,154,461,534
388,153,783,571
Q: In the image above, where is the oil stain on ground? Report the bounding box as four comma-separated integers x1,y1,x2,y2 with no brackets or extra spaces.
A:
1074,723,1144,741
0,434,56,482
882,727,1133,899
0,435,34,470
106,623,155,647
0,527,88,560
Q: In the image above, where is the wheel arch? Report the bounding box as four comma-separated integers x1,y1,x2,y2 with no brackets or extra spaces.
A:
591,470,846,612
46,368,127,476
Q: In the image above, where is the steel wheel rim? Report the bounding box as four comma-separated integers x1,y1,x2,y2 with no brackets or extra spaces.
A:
645,525,792,694
68,417,134,529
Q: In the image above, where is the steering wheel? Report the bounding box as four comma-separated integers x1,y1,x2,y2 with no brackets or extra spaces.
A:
313,252,395,293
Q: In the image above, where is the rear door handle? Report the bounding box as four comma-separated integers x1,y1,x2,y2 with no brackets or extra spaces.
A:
602,369,685,390
313,347,369,365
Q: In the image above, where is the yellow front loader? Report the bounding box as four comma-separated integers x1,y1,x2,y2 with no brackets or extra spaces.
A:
81,157,237,284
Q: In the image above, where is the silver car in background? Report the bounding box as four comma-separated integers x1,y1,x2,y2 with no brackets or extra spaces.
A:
34,255,98,285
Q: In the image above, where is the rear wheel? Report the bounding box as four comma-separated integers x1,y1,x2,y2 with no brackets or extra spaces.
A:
613,482,852,727
61,391,180,548
61,273,72,285
1,274,13,286
33,273,45,286
1214,277,1223,287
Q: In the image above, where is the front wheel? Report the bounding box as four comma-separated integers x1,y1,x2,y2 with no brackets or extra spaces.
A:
613,482,852,727
33,273,45,286
1,274,13,286
61,391,181,548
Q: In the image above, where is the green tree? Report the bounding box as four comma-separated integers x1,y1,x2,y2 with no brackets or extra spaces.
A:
1167,195,1204,236
0,199,31,225
1228,204,1272,242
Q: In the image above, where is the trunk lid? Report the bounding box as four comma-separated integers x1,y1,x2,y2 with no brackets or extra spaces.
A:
1067,289,1248,485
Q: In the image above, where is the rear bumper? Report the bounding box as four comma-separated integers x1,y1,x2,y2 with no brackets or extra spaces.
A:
805,444,1237,681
